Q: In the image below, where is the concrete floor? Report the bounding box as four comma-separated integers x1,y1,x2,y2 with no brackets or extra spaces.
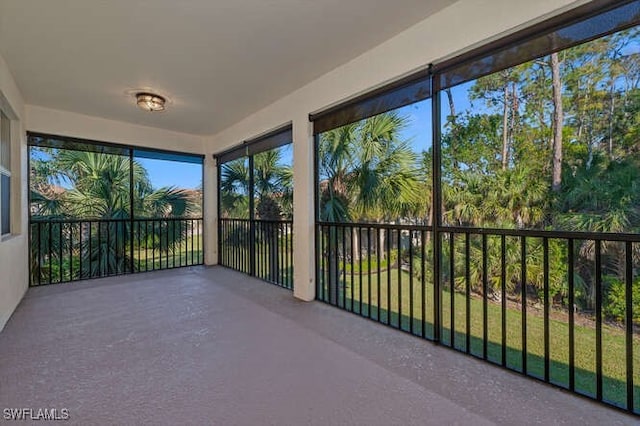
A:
0,267,637,425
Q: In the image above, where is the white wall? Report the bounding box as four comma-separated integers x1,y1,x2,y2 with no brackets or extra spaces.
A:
0,50,27,331
204,0,588,301
26,105,206,154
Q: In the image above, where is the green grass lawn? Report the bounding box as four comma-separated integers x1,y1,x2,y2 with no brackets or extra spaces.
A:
133,234,204,270
319,267,640,411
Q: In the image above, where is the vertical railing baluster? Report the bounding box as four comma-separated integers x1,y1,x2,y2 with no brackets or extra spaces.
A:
137,221,141,272
98,222,102,277
351,225,355,312
107,221,112,276
37,222,42,285
191,219,194,266
543,237,550,382
377,227,381,321
568,238,575,391
421,229,426,339
79,222,83,280
467,232,472,354
320,225,325,301
595,239,603,401
368,227,372,319
58,222,63,283
501,234,506,366
334,225,339,306
151,221,155,271
482,233,488,360
115,221,119,275
69,222,73,282
521,235,527,374
625,241,634,412
387,227,391,325
342,225,347,309
279,222,283,286
398,228,402,328
89,222,93,278
409,228,414,334
359,226,363,315
450,232,455,347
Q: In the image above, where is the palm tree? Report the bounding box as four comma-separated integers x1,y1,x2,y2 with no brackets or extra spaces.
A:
253,149,293,282
318,112,421,302
557,153,640,309
30,149,196,280
220,158,250,219
219,148,293,282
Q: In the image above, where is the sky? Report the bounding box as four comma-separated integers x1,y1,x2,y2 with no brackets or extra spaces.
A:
30,148,203,190
137,158,202,189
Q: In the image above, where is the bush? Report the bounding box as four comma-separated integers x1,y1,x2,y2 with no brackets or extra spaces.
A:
603,275,640,324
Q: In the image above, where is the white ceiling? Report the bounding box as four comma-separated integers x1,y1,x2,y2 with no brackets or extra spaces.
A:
0,0,456,135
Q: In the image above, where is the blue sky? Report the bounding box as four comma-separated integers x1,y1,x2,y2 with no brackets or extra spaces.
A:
30,148,204,190
137,158,202,189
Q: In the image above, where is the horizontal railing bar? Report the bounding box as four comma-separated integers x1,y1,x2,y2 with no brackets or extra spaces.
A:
30,217,204,224
317,221,432,231
219,218,251,222
441,225,640,241
317,221,640,242
219,218,292,224
252,219,293,224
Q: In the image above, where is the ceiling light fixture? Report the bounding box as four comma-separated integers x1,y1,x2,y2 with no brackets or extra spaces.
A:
136,92,166,112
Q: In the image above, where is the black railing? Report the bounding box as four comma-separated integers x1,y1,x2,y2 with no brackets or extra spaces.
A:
219,218,293,289
29,217,204,286
316,221,640,414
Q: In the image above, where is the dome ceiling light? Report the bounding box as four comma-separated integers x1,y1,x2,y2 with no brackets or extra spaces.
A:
136,92,166,112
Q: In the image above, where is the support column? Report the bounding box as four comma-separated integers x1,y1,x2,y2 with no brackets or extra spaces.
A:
203,154,218,266
292,114,315,301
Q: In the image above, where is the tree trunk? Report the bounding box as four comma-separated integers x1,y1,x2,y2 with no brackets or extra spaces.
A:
510,81,518,160
445,88,459,171
550,52,564,193
608,78,615,158
502,84,509,170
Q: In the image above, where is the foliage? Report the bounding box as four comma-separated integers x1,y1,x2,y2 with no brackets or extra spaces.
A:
219,147,293,220
319,27,640,316
604,276,640,323
29,149,199,278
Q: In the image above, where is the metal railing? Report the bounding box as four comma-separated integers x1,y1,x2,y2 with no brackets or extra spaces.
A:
29,217,204,286
316,221,640,414
219,218,293,289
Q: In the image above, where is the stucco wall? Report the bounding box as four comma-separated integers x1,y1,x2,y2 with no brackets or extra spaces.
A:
0,51,27,331
26,105,206,154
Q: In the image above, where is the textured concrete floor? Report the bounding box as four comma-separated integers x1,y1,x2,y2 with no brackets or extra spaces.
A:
0,267,637,425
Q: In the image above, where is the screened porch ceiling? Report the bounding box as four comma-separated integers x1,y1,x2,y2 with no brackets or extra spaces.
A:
0,0,456,135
